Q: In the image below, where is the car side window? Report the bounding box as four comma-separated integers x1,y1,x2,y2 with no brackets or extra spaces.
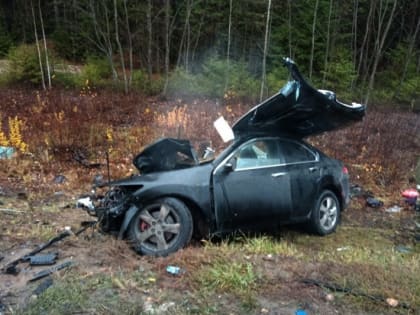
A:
234,139,280,170
279,140,316,164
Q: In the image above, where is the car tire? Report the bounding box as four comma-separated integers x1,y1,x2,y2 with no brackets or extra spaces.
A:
128,197,193,256
309,190,340,235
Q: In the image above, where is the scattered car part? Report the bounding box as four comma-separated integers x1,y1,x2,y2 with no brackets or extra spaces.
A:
29,261,73,282
0,146,15,159
366,197,383,208
3,230,71,275
76,196,95,211
32,277,54,296
29,253,58,266
82,57,365,256
166,265,184,275
402,188,419,207
385,205,402,213
2,222,95,275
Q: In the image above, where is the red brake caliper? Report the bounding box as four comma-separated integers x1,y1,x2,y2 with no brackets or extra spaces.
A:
140,221,150,231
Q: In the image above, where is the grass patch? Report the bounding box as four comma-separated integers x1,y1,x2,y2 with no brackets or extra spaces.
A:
19,270,155,315
20,274,88,315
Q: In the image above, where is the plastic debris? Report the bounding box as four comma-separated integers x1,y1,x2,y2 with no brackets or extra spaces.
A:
366,197,383,208
166,265,183,275
29,253,58,266
76,196,95,210
385,205,402,213
395,245,412,254
336,246,350,251
402,188,418,206
350,184,363,198
0,146,15,159
53,175,66,184
295,310,307,315
386,298,399,307
29,261,73,282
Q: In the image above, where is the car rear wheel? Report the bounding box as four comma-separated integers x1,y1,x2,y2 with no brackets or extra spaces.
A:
128,197,193,256
310,190,340,235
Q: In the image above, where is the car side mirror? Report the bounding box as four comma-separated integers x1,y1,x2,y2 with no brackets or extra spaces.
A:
224,157,237,172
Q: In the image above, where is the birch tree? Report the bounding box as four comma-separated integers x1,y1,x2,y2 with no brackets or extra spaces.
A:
38,0,51,88
163,0,170,95
309,0,319,80
260,0,272,102
365,0,397,104
30,0,45,90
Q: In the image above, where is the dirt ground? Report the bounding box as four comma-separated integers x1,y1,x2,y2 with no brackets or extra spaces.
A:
0,186,418,315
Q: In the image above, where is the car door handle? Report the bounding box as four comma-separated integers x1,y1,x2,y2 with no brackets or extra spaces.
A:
309,167,319,172
272,172,287,178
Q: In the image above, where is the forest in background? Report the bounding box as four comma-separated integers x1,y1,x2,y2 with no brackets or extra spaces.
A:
0,0,419,106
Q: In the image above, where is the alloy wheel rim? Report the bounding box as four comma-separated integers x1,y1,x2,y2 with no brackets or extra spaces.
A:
319,196,337,231
134,203,181,252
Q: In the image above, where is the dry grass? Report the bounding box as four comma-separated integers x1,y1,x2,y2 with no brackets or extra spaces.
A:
0,87,419,314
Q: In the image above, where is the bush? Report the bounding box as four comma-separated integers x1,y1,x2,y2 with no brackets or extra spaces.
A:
53,72,81,89
167,57,259,100
266,66,288,95
7,44,44,84
0,32,12,57
167,67,202,97
321,49,357,101
81,56,112,86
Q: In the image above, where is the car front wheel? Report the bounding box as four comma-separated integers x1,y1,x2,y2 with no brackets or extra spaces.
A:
128,197,193,256
310,190,340,235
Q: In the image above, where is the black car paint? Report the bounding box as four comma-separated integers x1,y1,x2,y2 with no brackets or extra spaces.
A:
233,60,365,138
88,58,363,252
100,135,348,238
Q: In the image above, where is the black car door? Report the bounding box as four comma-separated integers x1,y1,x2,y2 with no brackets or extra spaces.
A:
213,138,292,230
279,139,320,218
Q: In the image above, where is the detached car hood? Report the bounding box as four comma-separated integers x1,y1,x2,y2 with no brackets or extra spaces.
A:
133,138,199,174
233,58,366,138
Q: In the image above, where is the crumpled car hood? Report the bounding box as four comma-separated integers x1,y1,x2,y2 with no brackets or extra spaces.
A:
133,138,199,174
233,59,366,138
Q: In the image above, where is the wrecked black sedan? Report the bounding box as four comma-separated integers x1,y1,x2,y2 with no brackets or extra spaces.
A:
80,58,365,256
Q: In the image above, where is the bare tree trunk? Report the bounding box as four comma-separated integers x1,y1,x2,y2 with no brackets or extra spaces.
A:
350,0,359,90
322,0,333,86
163,0,170,95
309,0,319,80
38,0,51,89
287,0,292,57
176,0,193,71
357,1,374,84
30,0,45,90
260,0,272,102
365,0,397,104
123,0,133,88
185,0,193,72
225,0,233,91
114,0,128,93
147,0,152,80
191,10,205,63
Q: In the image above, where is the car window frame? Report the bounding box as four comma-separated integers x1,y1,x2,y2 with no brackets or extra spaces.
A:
278,139,319,166
233,138,281,171
214,137,320,174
